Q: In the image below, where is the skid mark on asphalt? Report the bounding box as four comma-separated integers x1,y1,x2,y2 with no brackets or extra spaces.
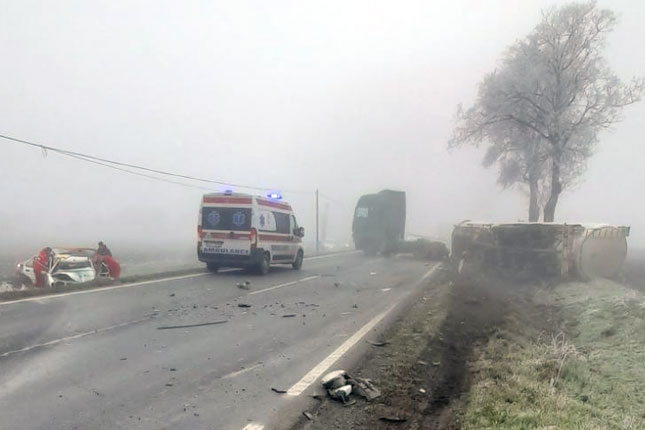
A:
0,315,153,358
247,275,320,296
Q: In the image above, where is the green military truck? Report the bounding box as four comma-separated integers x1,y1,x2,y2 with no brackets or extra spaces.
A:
352,190,406,255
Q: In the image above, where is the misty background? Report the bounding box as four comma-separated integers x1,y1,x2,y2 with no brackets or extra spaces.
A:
1,0,643,263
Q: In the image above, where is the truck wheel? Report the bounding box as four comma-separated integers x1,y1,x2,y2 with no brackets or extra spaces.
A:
292,250,304,270
258,252,270,275
206,262,219,273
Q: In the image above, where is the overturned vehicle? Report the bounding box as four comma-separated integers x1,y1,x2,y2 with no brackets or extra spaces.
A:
16,248,113,287
452,222,630,280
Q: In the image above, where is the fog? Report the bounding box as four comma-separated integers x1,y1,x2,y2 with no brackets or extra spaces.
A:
1,0,644,258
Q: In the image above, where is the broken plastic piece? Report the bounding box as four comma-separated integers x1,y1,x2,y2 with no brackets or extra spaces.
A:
367,340,388,347
321,370,347,389
379,416,407,423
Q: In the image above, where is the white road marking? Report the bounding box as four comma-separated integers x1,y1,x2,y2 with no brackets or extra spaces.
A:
241,424,264,430
247,276,320,296
0,253,355,306
285,264,439,397
0,316,151,358
222,363,264,379
0,273,211,306
285,306,393,396
305,250,360,260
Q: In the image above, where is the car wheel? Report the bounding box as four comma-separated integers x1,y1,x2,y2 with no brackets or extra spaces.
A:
258,252,270,275
292,250,304,270
206,262,219,273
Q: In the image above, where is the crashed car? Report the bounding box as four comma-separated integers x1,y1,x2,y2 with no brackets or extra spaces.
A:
16,248,98,287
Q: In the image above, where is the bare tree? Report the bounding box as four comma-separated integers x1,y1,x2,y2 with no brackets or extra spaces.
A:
451,1,643,221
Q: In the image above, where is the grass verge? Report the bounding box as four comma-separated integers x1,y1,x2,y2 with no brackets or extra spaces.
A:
461,279,645,430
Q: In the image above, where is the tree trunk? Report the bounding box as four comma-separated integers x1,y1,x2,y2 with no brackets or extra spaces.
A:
543,152,562,222
528,177,540,222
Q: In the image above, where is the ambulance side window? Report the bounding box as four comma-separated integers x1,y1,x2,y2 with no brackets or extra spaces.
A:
290,215,299,232
258,210,277,232
273,212,291,234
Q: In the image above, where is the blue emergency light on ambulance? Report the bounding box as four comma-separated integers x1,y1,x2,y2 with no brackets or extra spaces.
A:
197,192,304,275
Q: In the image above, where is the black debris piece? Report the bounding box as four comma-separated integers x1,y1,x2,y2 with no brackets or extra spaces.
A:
157,320,228,330
367,340,388,347
282,314,296,318
271,387,287,394
379,416,407,423
303,411,314,421
238,303,252,308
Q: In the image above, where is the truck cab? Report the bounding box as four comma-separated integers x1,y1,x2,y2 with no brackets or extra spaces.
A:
352,189,406,255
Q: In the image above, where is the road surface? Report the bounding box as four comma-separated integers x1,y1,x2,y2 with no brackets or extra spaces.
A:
0,252,439,430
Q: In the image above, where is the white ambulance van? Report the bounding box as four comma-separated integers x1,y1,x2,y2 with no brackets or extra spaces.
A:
197,192,305,275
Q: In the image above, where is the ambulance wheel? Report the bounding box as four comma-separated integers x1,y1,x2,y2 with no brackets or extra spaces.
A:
258,252,270,275
206,262,219,273
292,250,304,270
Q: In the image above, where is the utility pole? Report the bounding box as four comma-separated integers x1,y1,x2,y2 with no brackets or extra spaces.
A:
315,189,320,254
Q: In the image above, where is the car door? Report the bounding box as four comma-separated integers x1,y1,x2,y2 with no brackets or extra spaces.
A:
290,214,301,259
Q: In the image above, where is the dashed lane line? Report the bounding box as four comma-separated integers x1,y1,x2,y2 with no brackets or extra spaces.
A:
0,315,152,358
247,275,320,296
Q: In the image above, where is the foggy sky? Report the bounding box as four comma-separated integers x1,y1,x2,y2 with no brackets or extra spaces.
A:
1,0,643,253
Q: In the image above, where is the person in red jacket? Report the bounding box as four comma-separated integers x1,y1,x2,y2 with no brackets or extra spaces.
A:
33,247,52,287
101,255,120,279
95,242,120,280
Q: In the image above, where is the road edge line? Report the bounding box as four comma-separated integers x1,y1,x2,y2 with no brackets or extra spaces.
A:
285,264,441,397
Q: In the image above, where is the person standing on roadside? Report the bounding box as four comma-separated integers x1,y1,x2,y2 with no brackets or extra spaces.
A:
97,241,112,257
96,241,120,280
33,247,52,287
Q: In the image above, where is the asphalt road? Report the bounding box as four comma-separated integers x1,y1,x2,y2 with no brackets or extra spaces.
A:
0,252,438,430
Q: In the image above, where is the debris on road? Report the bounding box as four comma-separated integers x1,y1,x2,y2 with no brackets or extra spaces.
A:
328,385,352,403
367,340,388,347
238,303,252,308
432,361,440,366
352,378,381,401
334,282,341,287
370,272,377,276
352,304,358,308
303,411,314,421
169,293,175,297
417,360,428,366
157,320,228,330
379,416,407,423
321,370,381,404
419,388,426,394
282,314,296,318
237,282,250,290
271,387,287,394
120,357,127,361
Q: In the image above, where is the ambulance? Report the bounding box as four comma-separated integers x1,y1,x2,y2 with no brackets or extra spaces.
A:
197,192,305,275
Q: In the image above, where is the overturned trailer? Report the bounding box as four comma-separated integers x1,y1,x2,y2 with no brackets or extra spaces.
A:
451,222,630,280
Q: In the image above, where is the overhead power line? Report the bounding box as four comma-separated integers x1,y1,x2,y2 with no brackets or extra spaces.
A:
0,133,312,194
